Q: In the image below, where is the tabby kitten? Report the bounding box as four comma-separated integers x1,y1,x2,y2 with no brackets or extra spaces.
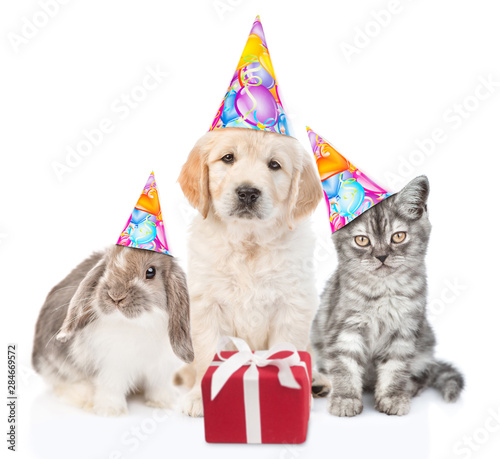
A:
311,176,464,416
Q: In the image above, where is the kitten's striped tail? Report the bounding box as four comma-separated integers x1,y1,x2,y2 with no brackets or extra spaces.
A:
430,360,465,402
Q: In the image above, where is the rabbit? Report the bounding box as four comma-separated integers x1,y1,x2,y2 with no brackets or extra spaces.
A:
32,245,194,416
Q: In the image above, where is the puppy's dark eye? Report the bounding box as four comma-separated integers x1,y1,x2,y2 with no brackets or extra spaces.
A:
146,267,156,279
221,153,234,164
268,160,281,170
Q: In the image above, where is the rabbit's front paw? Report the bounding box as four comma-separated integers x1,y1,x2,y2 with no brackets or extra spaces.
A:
93,391,128,417
181,388,204,417
145,384,175,409
145,394,174,409
145,398,173,409
93,402,128,417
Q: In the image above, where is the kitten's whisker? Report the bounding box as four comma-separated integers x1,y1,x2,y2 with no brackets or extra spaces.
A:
49,285,80,295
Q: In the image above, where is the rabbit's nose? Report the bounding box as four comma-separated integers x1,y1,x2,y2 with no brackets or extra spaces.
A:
108,291,127,305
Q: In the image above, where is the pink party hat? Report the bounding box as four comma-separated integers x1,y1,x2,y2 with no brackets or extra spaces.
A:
116,172,171,255
307,127,392,233
209,16,292,136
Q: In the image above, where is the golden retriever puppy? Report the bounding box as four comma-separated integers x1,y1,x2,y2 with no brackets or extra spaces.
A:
178,127,323,416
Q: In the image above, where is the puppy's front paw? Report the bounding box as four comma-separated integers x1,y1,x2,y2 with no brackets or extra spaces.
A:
93,402,128,417
311,370,331,398
328,395,363,417
181,389,204,417
375,395,411,416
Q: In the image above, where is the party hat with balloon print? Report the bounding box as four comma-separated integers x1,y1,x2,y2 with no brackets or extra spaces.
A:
209,15,293,136
307,127,392,233
116,172,171,255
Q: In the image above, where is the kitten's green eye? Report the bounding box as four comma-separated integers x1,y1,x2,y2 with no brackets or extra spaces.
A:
392,232,407,244
355,236,370,247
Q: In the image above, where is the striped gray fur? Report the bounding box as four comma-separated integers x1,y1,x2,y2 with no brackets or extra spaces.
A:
311,176,464,416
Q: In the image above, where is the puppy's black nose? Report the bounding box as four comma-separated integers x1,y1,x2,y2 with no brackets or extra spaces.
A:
236,186,260,205
376,255,388,263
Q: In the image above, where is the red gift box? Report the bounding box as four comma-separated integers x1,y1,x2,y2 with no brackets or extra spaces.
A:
202,337,312,444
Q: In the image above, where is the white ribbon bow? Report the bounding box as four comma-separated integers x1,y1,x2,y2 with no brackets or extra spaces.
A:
209,336,306,444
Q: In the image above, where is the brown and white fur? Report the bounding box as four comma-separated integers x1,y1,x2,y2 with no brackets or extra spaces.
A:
32,246,194,416
177,128,323,416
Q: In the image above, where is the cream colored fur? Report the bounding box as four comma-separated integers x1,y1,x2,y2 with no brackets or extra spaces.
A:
178,128,323,416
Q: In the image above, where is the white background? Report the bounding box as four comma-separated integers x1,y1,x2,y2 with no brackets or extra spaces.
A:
1,1,500,458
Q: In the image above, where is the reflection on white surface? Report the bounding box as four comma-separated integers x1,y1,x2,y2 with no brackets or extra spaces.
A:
27,375,437,459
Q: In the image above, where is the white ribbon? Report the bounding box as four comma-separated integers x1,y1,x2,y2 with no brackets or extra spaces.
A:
210,336,307,444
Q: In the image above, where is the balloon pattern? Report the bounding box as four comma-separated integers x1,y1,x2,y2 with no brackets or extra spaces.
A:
307,127,392,233
116,172,171,255
210,16,292,136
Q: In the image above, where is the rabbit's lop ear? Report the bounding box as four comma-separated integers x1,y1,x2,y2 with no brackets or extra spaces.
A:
163,258,194,363
56,257,106,343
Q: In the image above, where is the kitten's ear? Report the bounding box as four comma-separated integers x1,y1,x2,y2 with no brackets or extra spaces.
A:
394,175,429,220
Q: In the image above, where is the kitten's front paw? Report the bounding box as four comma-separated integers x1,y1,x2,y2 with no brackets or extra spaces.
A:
93,402,128,417
375,395,411,416
311,371,331,398
328,395,363,417
181,388,204,417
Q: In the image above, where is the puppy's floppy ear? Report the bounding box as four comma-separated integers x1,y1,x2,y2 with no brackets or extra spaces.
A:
287,153,323,228
178,137,211,218
394,175,430,220
56,256,106,342
163,257,194,363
